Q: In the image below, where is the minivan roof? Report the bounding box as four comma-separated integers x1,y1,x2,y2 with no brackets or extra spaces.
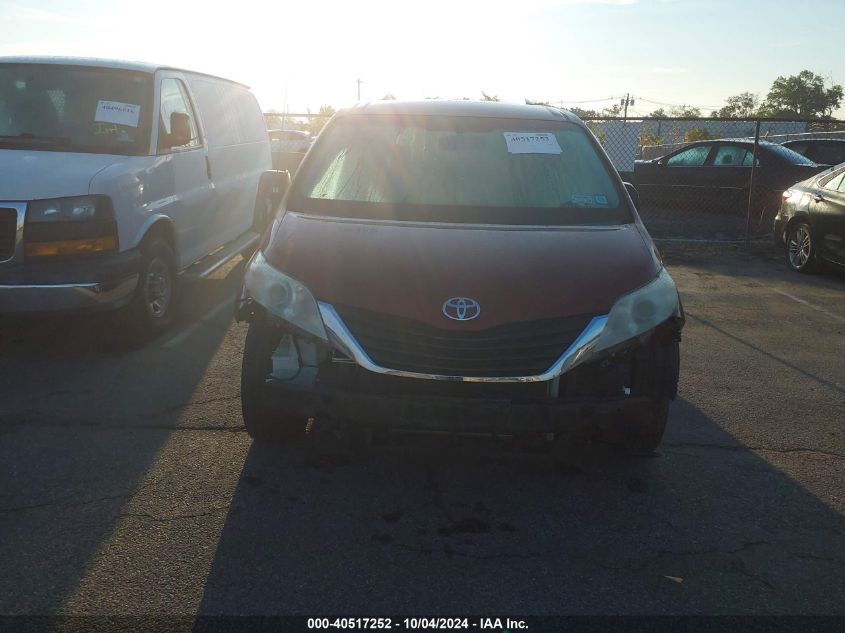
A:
340,100,583,124
0,56,250,88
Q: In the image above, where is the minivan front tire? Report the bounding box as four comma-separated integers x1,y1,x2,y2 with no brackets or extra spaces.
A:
622,339,679,452
241,314,306,443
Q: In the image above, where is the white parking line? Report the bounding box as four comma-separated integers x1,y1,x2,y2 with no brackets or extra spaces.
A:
771,288,845,324
161,298,235,348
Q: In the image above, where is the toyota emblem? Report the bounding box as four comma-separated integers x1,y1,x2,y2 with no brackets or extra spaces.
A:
442,297,481,321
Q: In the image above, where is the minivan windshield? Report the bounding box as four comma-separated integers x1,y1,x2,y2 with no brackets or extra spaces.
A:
0,64,152,155
290,115,630,225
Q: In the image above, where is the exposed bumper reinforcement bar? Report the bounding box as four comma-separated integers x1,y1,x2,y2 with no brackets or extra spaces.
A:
264,379,651,435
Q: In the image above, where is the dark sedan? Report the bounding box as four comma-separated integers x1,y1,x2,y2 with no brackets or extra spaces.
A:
774,163,845,272
782,138,845,167
634,140,827,216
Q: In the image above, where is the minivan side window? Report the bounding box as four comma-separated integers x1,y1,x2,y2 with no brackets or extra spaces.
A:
666,145,710,167
158,78,200,152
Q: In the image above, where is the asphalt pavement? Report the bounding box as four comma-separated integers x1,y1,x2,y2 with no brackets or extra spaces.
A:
1,245,843,617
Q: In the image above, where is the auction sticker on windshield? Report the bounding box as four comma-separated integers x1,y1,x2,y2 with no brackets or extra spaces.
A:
95,100,141,128
504,132,562,154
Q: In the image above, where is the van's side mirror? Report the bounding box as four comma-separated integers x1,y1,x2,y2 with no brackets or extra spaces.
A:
169,112,192,147
623,182,640,210
257,170,291,211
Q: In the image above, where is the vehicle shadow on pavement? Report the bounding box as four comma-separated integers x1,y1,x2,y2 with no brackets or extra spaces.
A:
197,396,845,616
0,268,242,615
661,241,845,288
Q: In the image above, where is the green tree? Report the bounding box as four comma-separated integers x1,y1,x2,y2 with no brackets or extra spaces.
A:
759,70,843,118
671,105,702,118
713,92,759,118
647,108,668,118
601,104,623,117
684,128,712,142
306,105,336,136
638,132,663,147
567,106,599,118
525,98,553,107
587,122,605,145
481,91,500,102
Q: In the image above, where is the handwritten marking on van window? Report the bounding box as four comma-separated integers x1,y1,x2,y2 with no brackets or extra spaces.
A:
503,132,562,154
94,123,120,136
95,100,141,128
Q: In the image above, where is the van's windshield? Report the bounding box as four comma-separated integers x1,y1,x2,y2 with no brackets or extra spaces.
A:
290,115,631,225
0,64,152,155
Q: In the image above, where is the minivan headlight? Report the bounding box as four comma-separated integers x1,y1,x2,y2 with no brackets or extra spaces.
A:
244,251,328,341
593,268,680,353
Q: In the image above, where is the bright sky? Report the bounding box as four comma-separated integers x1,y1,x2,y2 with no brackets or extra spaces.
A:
1,0,844,117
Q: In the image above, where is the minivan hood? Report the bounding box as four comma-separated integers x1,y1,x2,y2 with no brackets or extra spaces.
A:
0,149,121,200
263,213,660,330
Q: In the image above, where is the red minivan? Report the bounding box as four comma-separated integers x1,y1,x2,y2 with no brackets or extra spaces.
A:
238,101,684,452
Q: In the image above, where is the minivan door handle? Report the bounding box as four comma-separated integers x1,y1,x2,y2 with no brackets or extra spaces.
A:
205,155,213,181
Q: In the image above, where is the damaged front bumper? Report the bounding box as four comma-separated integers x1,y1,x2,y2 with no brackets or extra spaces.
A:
237,295,682,436
261,376,654,436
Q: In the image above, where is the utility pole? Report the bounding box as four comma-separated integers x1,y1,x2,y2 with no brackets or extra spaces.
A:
620,93,635,122
356,78,363,102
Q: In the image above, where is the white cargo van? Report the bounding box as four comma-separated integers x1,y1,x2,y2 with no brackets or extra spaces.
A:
0,57,275,338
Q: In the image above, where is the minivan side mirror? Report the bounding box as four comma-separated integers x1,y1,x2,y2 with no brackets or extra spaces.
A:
623,182,640,210
169,112,192,148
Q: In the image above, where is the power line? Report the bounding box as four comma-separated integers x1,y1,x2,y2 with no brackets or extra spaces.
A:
637,96,722,111
558,96,616,104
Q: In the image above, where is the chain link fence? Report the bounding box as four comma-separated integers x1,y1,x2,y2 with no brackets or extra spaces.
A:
584,116,844,243
266,111,843,244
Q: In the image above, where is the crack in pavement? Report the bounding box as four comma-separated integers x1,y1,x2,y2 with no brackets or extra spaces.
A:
0,486,150,514
388,541,541,561
686,313,845,397
663,442,845,460
571,541,774,577
1,395,243,431
138,395,242,422
793,553,845,570
0,416,246,433
118,505,230,523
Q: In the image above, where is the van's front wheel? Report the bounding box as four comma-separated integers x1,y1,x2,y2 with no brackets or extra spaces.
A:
122,237,177,342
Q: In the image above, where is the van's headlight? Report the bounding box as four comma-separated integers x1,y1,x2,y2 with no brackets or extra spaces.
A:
593,268,680,353
25,195,117,258
244,251,328,341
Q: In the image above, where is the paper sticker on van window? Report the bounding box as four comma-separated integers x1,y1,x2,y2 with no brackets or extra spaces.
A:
504,132,562,155
95,100,141,128
595,194,609,205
